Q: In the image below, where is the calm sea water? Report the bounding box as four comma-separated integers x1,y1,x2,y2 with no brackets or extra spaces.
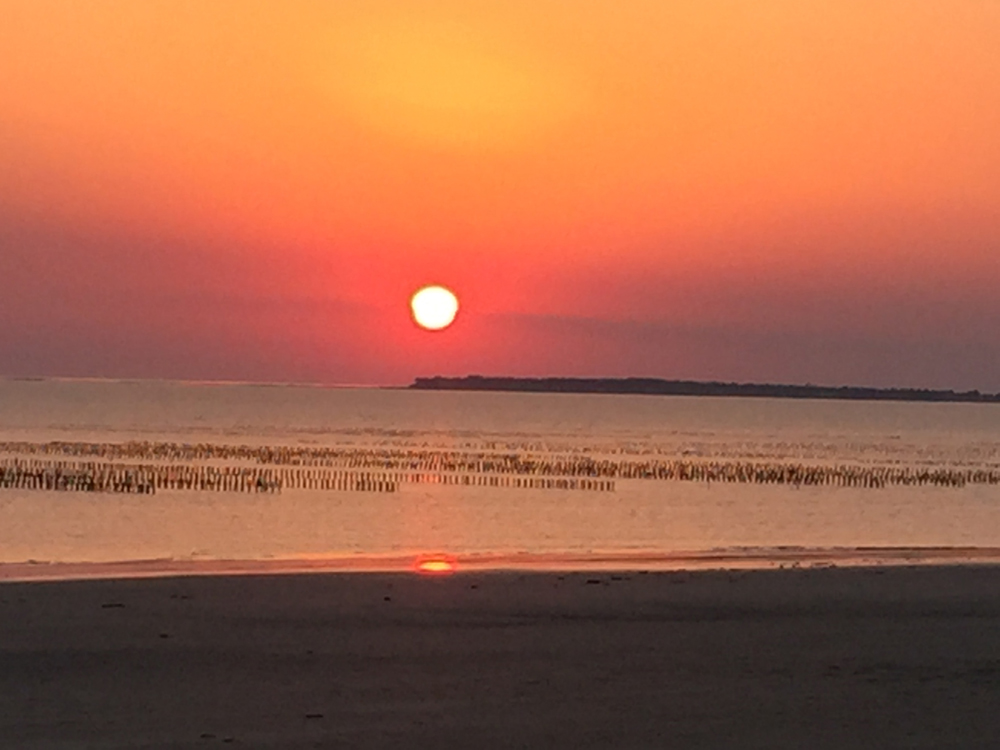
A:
2,378,1000,564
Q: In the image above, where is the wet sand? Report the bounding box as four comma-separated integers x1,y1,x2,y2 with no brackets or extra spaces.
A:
2,565,999,748
6,545,1000,582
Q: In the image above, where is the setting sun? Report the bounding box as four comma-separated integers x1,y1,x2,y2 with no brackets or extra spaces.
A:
410,285,459,331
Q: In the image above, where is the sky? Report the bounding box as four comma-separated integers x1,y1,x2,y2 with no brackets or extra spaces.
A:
2,0,999,389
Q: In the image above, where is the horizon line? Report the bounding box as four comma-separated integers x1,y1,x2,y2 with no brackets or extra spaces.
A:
2,372,998,399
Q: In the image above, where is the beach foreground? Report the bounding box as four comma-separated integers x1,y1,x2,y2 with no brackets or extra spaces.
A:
2,566,999,749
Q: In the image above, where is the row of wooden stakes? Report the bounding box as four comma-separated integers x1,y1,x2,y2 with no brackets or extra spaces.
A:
1,450,997,493
7,440,1000,488
0,459,616,495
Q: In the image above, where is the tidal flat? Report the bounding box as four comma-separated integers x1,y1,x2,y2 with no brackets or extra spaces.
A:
2,565,999,748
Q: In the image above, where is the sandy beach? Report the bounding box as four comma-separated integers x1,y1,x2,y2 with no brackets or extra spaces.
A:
2,565,999,748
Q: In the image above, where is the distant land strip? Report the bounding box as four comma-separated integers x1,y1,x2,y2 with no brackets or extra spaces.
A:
409,376,1000,403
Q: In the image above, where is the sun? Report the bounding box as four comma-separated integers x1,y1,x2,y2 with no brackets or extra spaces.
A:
410,285,459,330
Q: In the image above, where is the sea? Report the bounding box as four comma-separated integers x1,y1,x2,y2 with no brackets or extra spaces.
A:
2,378,1000,570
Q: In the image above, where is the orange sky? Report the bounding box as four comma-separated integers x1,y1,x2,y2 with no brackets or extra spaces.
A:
2,1,999,388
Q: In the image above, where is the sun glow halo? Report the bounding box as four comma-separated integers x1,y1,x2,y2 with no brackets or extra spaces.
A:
410,285,459,330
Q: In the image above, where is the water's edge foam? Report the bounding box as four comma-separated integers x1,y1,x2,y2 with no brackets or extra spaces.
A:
4,546,1000,583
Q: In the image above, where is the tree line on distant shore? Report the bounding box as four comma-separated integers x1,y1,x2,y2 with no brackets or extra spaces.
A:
409,376,1000,403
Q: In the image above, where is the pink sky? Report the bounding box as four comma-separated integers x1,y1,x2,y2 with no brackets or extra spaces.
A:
2,1,999,389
